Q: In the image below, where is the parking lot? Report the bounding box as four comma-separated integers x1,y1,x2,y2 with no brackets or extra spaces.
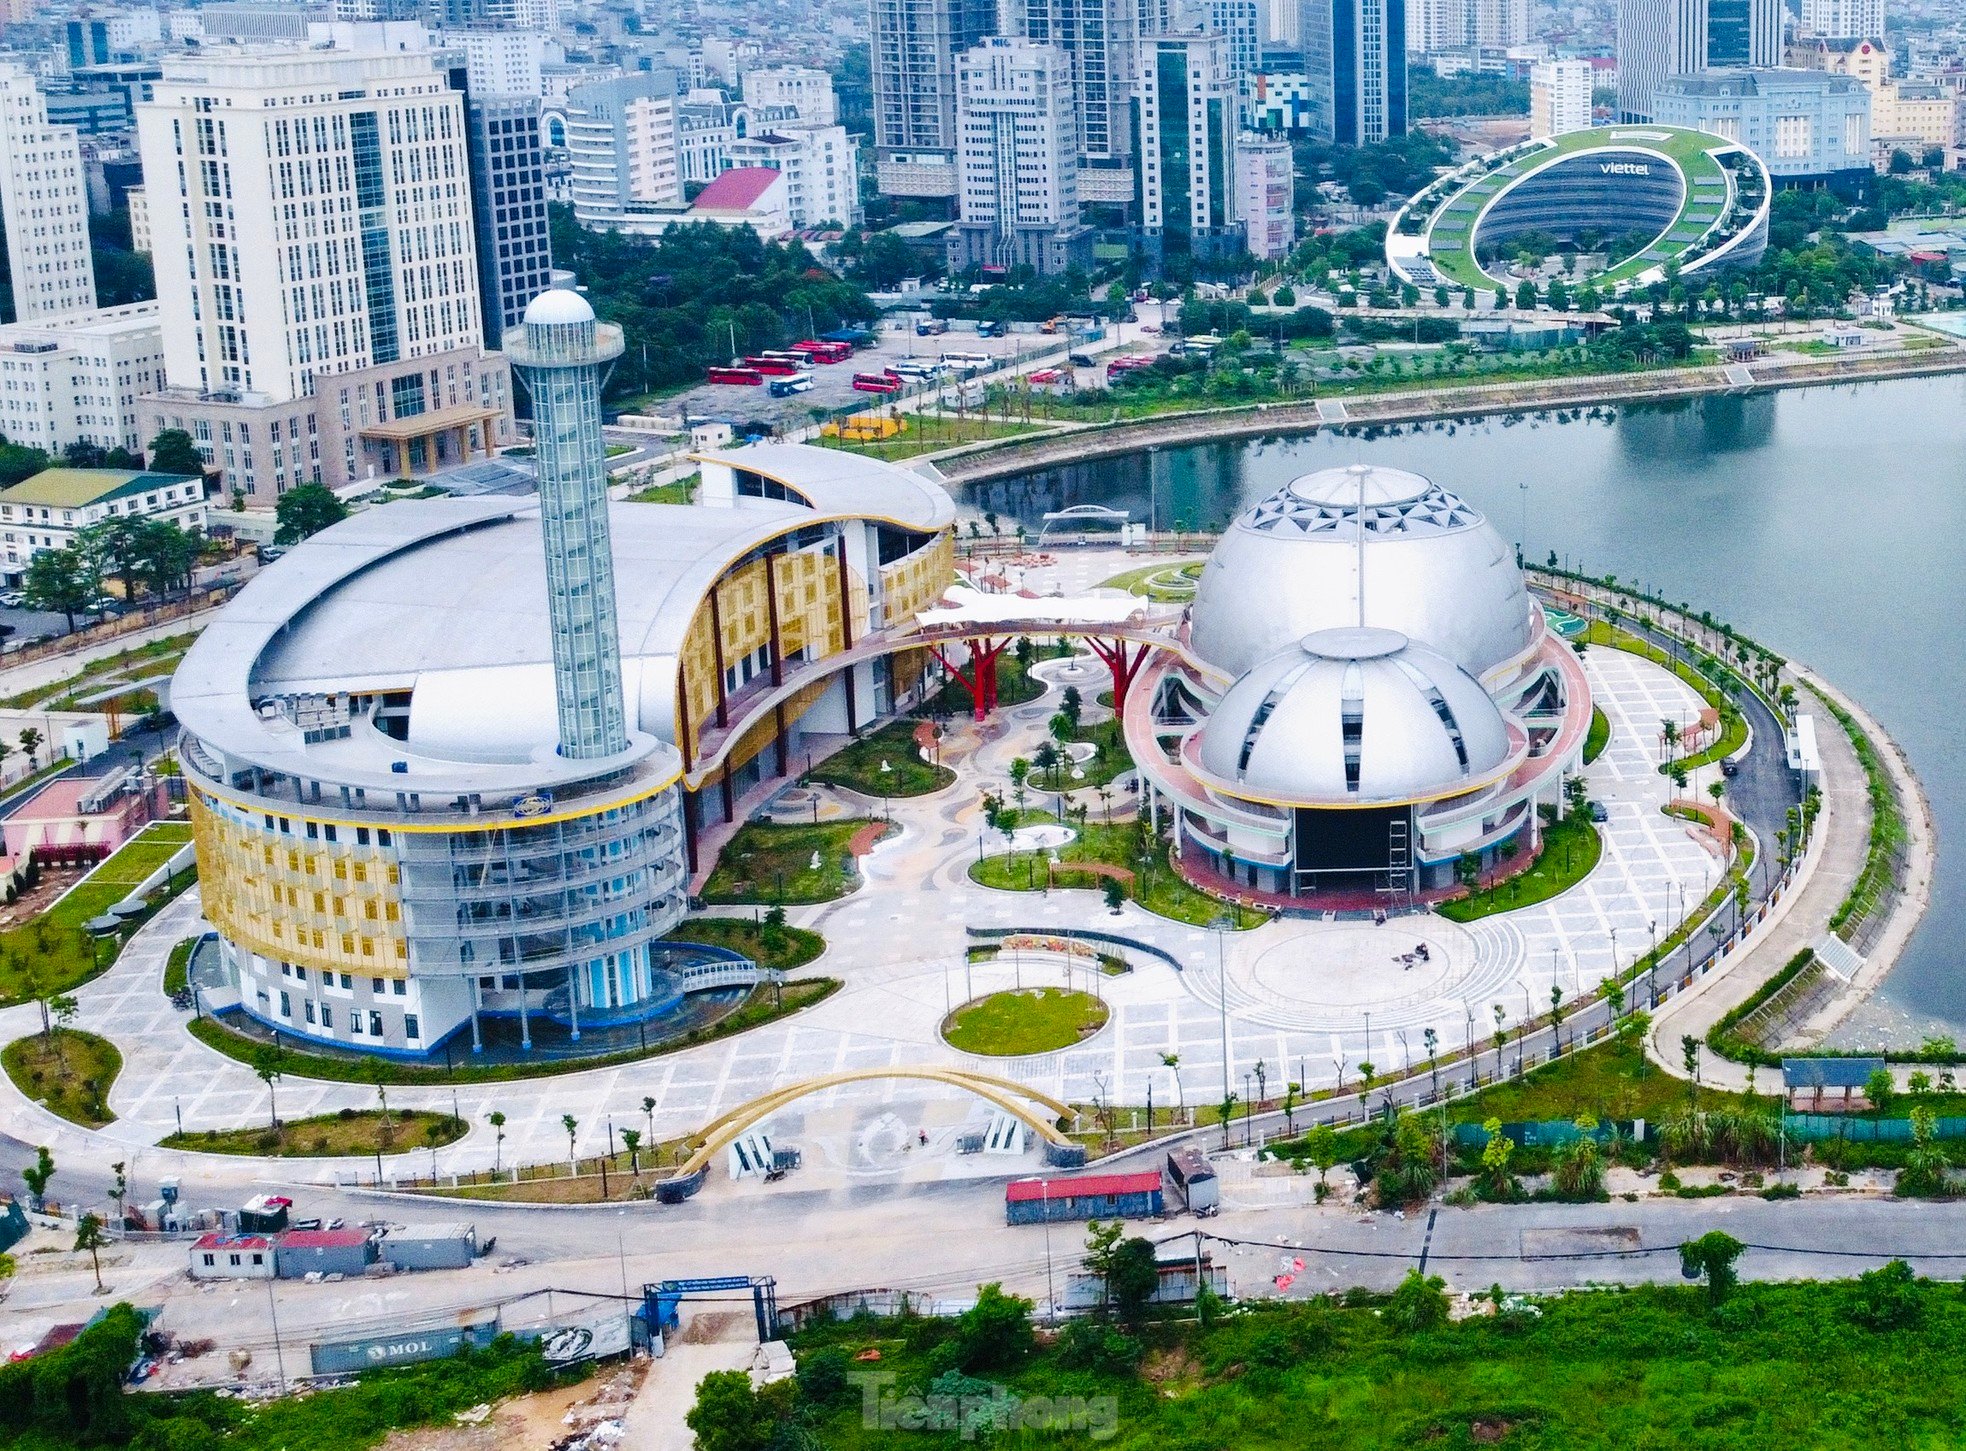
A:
650,324,1073,433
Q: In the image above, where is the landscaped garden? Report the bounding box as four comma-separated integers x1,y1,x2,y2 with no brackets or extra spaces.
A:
1435,812,1601,923
664,914,827,972
923,654,1045,715
2,1027,122,1127
807,720,954,798
968,811,1256,929
701,819,875,904
1097,559,1207,602
1584,618,1748,773
942,987,1109,1056
1584,705,1611,764
0,821,195,1005
161,1108,466,1158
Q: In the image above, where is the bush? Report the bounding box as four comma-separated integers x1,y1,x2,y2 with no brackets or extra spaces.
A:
1385,1269,1450,1333
1056,1319,1142,1376
951,1283,1033,1373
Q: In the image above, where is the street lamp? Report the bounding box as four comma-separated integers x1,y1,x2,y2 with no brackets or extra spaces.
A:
1212,915,1233,1135
1013,1176,1057,1322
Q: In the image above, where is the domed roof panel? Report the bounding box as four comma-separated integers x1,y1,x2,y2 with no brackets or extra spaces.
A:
1188,465,1535,681
1196,630,1514,806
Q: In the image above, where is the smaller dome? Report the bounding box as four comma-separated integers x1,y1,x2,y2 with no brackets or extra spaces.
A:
524,287,595,326
1284,464,1433,511
1195,629,1513,806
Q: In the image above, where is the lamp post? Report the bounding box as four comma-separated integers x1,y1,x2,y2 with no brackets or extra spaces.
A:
1212,916,1233,1133
1014,1177,1056,1322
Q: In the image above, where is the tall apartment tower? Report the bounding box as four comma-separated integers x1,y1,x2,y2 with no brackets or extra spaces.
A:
1135,34,1241,262
1208,0,1266,88
1531,58,1595,135
1617,0,1783,121
872,0,998,200
503,289,631,762
951,38,1091,275
564,74,682,224
136,48,513,501
1799,0,1883,39
463,93,555,351
1411,0,1527,54
0,65,98,324
1003,0,1172,206
1297,0,1407,143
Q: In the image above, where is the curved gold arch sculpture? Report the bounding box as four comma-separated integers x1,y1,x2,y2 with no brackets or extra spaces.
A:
670,1066,1078,1181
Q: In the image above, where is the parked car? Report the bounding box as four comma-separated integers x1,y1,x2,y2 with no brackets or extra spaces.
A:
1720,758,1740,778
1068,352,1096,368
1588,801,1609,823
0,591,24,608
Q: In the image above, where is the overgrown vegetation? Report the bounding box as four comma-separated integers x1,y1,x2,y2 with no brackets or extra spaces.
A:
161,1108,464,1159
1,1029,121,1127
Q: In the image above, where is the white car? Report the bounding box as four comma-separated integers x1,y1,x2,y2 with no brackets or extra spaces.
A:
0,591,23,608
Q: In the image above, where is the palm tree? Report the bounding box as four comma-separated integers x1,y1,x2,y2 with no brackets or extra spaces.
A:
563,1113,580,1172
359,1055,392,1130
642,1095,658,1156
1492,1005,1508,1080
251,1044,286,1130
487,1110,507,1179
1160,1052,1184,1116
622,1128,643,1178
74,1211,107,1294
1660,718,1680,770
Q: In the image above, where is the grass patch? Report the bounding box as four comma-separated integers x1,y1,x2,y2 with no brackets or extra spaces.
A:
663,915,826,972
0,631,199,710
184,978,841,1086
1584,705,1611,765
1096,558,1208,601
1814,685,1908,939
0,822,195,1006
162,1108,464,1158
627,471,697,504
163,936,198,996
701,819,872,904
942,987,1109,1056
1442,1039,1753,1128
807,720,954,797
923,654,1045,714
1,1030,121,1127
818,415,1042,461
1436,813,1601,922
1030,710,1134,794
968,812,1254,928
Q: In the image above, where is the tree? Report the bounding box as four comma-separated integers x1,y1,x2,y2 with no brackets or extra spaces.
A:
1679,1230,1745,1305
251,1043,287,1130
17,728,42,771
1160,1051,1183,1113
487,1110,507,1178
953,1282,1034,1371
1515,278,1539,310
1866,1067,1896,1115
1480,1117,1516,1199
21,1143,54,1211
273,483,349,545
357,1053,393,1131
562,1113,580,1171
1106,1235,1161,1324
1305,1123,1341,1197
1385,1267,1450,1332
1898,1104,1951,1198
74,1211,108,1294
23,543,100,633
621,1127,643,1177
1851,1259,1923,1329
1373,1110,1440,1205
1553,1115,1606,1200
147,428,205,478
685,1369,793,1451
1102,876,1126,911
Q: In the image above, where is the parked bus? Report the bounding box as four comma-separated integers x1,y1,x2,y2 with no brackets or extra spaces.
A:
852,371,904,394
767,374,814,396
706,366,764,385
794,339,853,363
741,356,803,376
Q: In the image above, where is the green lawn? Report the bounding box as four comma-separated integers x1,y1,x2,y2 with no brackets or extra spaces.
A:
1439,1039,1752,1128
818,415,1042,461
0,631,200,710
1436,814,1601,923
924,655,1045,715
942,987,1109,1056
0,822,195,1006
627,471,697,504
969,814,1258,929
162,1109,465,1158
701,819,873,904
1030,711,1133,794
1584,706,1611,765
808,720,954,798
163,936,198,996
663,915,827,972
782,1273,1966,1450
185,978,841,1086
1097,559,1207,601
1,1029,122,1127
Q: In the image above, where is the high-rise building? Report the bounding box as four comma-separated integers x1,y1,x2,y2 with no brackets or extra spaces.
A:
1411,0,1527,55
440,29,554,97
1297,0,1407,142
743,67,838,126
463,94,554,351
1799,0,1883,41
731,124,860,228
1651,68,1871,182
950,38,1091,274
1209,0,1266,88
1234,132,1295,258
563,74,683,224
0,302,162,456
872,0,998,200
1531,57,1595,135
1617,0,1783,121
1004,0,1171,203
1135,34,1241,261
136,47,514,500
0,65,99,324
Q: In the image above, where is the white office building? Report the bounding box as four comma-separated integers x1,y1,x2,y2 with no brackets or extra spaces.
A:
0,64,98,324
1800,0,1884,40
1209,0,1265,87
135,48,514,501
1004,0,1171,202
1531,58,1595,135
731,123,858,228
0,303,163,455
743,67,838,125
439,29,557,97
950,37,1091,274
1235,132,1294,259
1412,0,1529,54
561,75,684,224
1617,0,1784,121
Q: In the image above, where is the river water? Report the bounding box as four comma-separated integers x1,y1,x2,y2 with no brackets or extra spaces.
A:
966,375,1966,1042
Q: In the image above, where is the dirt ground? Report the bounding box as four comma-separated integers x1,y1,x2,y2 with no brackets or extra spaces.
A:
380,1359,648,1451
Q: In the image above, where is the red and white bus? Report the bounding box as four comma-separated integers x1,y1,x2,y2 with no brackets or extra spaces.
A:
706,366,764,385
852,371,904,394
741,356,803,377
794,339,853,364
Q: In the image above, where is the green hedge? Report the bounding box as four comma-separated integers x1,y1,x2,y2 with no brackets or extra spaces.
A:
1706,948,1818,1067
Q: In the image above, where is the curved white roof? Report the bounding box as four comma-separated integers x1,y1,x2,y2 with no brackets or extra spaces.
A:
1187,464,1537,684
1194,628,1513,806
523,287,594,326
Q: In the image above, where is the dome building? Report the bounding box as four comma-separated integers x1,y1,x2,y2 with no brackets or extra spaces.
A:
1131,465,1591,901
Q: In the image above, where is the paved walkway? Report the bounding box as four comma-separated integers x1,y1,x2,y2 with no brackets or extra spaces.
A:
0,634,1729,1184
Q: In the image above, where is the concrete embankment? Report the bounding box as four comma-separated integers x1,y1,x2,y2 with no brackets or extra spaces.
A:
930,346,1966,486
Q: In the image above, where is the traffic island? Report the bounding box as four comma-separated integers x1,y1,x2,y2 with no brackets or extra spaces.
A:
941,987,1110,1056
